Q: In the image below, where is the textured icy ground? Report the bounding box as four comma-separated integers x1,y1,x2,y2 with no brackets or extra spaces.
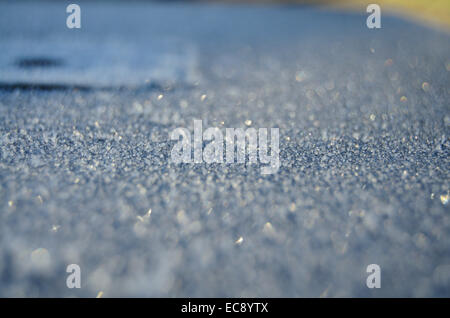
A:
0,1,449,297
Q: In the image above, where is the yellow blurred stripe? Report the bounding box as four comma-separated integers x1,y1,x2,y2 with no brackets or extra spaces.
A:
323,0,450,30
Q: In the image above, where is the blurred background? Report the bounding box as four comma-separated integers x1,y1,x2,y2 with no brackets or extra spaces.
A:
82,0,450,29
23,0,450,30
201,0,450,29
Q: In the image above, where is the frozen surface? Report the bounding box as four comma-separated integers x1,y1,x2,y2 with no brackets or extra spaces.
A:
0,1,449,297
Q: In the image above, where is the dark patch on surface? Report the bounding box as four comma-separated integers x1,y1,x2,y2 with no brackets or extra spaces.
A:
0,82,91,92
0,82,194,92
15,57,64,69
